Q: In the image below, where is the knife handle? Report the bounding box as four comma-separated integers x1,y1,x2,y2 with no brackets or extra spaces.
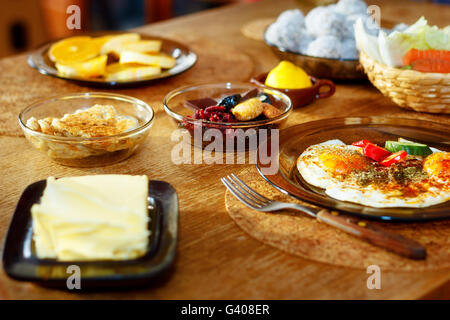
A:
316,209,426,260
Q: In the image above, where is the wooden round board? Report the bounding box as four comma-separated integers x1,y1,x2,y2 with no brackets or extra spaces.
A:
241,18,276,41
225,167,450,271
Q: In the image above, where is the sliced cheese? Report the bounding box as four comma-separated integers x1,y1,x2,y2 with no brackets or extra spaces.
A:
31,175,150,261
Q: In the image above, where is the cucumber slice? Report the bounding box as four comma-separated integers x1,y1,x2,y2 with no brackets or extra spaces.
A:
398,137,441,153
385,140,432,156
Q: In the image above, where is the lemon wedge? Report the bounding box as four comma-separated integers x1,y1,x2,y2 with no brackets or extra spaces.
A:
265,61,312,89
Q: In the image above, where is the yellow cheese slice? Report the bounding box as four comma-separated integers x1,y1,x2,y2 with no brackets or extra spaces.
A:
31,175,150,261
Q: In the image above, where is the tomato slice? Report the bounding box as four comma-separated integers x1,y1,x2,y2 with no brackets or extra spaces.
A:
380,151,407,166
403,49,450,66
411,59,450,73
363,143,391,162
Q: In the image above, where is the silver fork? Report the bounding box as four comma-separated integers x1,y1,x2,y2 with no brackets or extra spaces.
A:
221,174,426,260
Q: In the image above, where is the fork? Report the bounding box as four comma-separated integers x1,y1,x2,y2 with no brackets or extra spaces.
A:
222,174,426,260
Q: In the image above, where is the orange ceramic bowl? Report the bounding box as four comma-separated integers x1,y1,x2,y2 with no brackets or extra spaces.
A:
250,73,336,108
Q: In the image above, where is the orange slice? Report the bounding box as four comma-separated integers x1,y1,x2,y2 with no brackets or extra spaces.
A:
56,55,108,78
91,35,114,49
49,36,100,64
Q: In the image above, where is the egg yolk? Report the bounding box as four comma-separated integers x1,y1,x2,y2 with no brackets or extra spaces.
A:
423,152,449,180
318,151,369,175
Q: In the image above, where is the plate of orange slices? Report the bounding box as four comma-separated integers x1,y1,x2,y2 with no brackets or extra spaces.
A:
28,32,197,88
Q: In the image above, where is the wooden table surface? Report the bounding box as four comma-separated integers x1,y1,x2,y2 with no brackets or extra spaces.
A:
0,0,449,300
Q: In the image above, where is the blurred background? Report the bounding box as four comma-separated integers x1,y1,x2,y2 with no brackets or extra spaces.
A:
0,0,263,58
0,0,448,58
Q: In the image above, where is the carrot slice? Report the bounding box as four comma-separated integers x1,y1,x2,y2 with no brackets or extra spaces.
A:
411,59,450,73
403,49,450,66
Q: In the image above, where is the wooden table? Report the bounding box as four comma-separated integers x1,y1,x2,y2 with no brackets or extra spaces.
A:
0,0,449,299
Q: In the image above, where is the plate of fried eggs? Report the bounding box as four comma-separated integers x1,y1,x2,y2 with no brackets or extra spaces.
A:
256,117,450,221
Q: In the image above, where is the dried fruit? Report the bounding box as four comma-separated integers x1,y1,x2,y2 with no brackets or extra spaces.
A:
231,98,264,121
262,103,283,118
194,106,235,122
218,94,241,110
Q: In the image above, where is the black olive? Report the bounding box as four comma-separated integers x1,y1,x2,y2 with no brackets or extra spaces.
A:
218,94,241,110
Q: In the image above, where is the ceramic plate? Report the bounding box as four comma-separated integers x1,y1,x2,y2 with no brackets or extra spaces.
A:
263,30,364,80
263,19,398,81
28,32,197,88
256,117,450,221
2,180,178,288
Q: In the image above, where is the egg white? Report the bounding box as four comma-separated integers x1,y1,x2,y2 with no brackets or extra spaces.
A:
297,139,362,189
325,184,449,208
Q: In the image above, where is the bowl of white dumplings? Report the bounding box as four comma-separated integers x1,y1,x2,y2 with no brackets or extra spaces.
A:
264,0,379,80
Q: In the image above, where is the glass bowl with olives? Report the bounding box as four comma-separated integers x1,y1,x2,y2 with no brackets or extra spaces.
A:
163,83,292,151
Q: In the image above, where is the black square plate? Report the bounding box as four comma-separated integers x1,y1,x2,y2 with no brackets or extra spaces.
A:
1,179,178,289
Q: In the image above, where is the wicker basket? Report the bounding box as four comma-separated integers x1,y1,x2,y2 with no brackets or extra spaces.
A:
359,52,450,114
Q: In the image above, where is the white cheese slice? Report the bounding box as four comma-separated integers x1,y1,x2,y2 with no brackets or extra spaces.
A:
31,175,150,261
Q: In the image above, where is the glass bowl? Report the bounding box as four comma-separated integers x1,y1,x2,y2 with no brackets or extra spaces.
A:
19,92,154,167
163,83,292,151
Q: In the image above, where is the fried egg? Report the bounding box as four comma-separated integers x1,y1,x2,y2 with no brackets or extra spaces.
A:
297,140,449,208
424,152,449,184
297,140,372,188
